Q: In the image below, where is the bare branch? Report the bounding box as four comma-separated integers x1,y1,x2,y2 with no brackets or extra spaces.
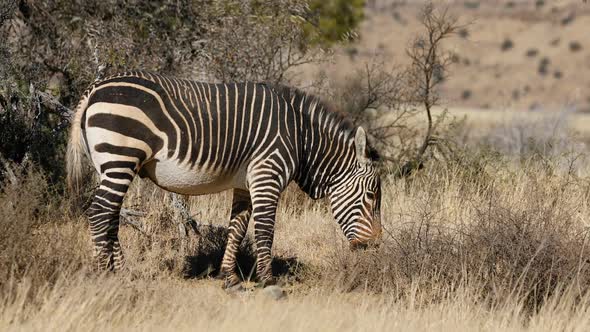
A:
120,208,147,218
171,194,201,238
34,90,74,118
395,2,459,178
120,217,150,237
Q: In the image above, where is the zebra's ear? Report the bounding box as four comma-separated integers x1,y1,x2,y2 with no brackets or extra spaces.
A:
355,127,369,164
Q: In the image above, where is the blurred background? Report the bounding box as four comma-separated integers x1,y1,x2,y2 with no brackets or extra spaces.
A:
321,0,590,113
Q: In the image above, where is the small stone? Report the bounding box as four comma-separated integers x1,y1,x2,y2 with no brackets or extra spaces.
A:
263,285,286,300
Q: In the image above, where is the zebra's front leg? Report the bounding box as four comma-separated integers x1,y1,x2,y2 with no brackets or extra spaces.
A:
248,176,285,286
220,189,252,289
88,173,134,271
252,199,279,286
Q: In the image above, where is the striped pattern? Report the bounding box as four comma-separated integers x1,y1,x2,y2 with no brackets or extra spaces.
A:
67,71,382,287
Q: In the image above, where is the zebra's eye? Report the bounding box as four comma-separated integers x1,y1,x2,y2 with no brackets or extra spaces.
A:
366,192,375,200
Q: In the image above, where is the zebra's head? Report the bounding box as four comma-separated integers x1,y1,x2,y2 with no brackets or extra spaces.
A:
329,127,382,249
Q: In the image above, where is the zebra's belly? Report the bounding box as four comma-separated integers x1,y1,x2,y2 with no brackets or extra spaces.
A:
141,159,247,195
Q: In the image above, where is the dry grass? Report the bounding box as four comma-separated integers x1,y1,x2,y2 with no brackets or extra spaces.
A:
3,116,590,331
3,274,590,332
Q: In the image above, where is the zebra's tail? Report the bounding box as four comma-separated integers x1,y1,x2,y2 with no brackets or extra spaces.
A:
66,92,90,193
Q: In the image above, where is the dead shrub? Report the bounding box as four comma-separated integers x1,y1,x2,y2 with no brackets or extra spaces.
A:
0,164,89,290
315,3,460,179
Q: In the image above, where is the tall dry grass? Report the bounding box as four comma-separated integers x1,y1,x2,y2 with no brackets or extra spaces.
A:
2,115,590,330
3,273,590,332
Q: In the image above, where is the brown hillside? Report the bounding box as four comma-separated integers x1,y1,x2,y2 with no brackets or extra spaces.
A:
311,0,590,112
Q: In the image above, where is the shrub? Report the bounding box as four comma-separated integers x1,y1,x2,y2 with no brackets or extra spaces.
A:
0,164,89,290
0,89,69,185
501,38,514,51
512,89,520,100
0,0,359,189
538,57,550,76
463,1,480,10
458,28,469,39
526,48,539,57
462,89,472,100
569,41,582,52
306,0,365,46
561,12,575,26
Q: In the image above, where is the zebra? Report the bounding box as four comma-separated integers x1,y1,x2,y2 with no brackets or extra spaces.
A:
67,70,382,288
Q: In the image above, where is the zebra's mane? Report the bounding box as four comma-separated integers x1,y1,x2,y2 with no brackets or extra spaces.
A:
267,83,380,162
266,83,355,131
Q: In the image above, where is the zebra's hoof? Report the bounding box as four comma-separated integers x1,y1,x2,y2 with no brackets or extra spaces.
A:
256,276,282,288
222,276,242,290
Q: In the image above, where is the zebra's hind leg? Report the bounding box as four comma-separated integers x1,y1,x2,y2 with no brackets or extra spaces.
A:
220,189,252,289
88,167,136,271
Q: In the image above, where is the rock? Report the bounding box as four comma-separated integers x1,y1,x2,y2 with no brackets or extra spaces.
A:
263,285,286,301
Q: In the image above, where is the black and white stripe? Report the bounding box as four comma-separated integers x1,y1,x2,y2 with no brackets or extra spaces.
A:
67,71,382,287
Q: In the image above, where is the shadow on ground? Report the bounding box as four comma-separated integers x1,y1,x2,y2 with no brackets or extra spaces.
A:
183,224,304,282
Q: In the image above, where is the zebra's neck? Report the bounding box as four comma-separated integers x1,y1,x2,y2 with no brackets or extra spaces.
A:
293,96,356,200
